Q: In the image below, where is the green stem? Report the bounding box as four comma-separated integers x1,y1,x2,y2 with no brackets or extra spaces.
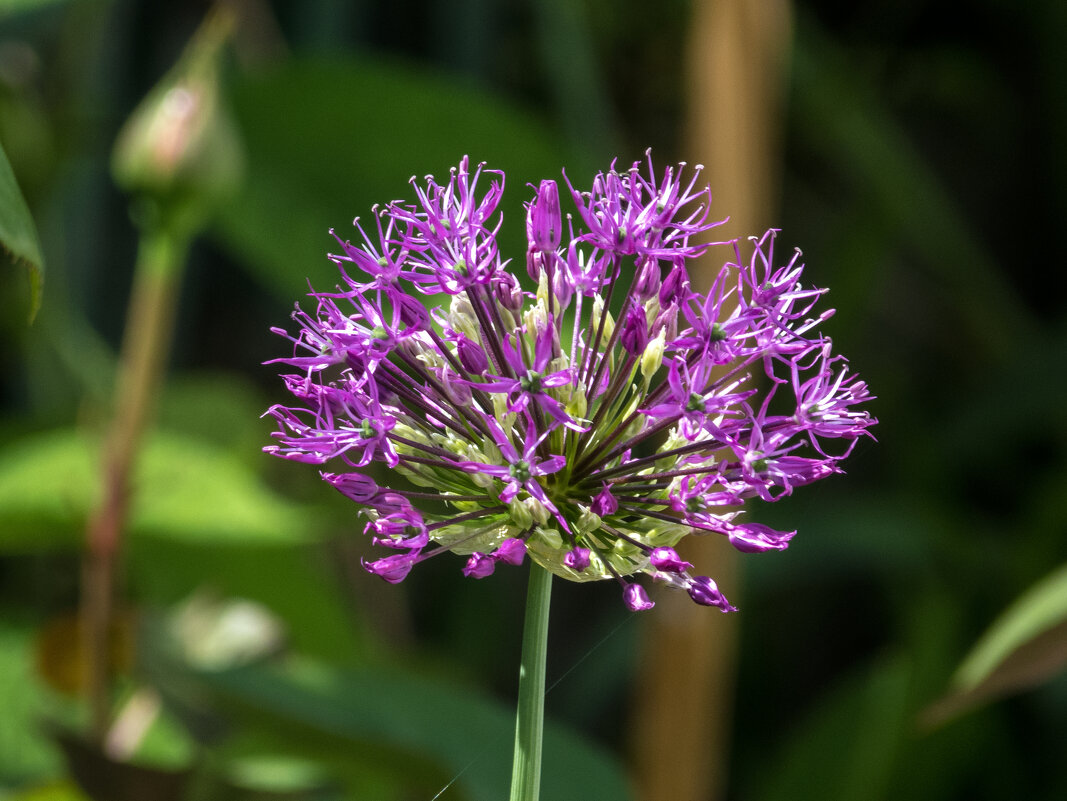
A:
83,222,187,741
509,562,553,801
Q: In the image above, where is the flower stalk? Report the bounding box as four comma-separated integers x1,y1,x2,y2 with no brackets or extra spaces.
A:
83,223,187,739
509,563,553,801
84,8,241,741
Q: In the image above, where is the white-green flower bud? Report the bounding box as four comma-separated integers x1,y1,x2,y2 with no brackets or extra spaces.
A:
590,296,614,341
565,389,588,421
641,328,667,381
524,297,549,337
509,499,534,530
643,295,661,325
111,10,243,219
535,527,563,549
525,497,550,526
577,505,602,533
536,269,551,305
449,295,479,341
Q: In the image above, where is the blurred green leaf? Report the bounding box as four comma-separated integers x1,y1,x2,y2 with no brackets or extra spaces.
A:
753,654,911,801
0,429,319,551
214,56,594,300
0,136,44,320
147,651,632,801
954,562,1067,690
4,781,92,801
156,373,271,465
921,563,1067,727
130,540,375,666
0,0,70,19
0,624,78,786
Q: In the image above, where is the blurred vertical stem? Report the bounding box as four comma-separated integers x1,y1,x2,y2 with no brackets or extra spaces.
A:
630,1,793,799
509,562,553,801
82,6,240,741
83,219,189,739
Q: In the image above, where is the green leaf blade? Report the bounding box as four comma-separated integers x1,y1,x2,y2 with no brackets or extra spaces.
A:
0,137,45,320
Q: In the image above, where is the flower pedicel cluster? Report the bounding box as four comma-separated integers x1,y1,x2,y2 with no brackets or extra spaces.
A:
265,154,875,611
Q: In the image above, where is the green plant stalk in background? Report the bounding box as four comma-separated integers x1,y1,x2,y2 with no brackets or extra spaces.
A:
510,563,553,801
83,222,189,739
83,7,239,741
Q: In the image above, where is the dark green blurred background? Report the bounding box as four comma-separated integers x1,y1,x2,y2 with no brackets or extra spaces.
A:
1,0,1066,799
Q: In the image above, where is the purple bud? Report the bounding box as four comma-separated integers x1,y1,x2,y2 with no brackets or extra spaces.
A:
623,583,655,611
526,248,542,282
659,263,689,305
463,552,497,578
494,271,524,311
652,302,679,341
322,472,378,503
396,294,429,328
649,546,692,573
442,369,473,405
687,575,737,612
527,179,561,251
493,537,527,566
457,335,489,375
620,305,650,356
372,492,413,513
633,256,661,301
366,509,428,550
552,263,573,307
564,547,591,572
363,552,419,584
591,483,618,516
726,522,795,553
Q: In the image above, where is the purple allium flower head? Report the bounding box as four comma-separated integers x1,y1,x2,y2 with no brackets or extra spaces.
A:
265,153,876,611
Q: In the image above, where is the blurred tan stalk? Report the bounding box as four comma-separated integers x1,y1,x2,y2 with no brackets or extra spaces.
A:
629,1,793,799
82,7,239,741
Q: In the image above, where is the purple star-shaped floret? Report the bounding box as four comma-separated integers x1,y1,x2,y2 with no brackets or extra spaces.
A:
464,326,584,432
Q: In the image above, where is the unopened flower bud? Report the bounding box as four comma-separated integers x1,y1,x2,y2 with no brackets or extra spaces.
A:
462,552,496,578
524,297,549,337
112,10,243,216
620,304,649,356
623,583,655,611
442,369,472,405
322,471,379,503
508,499,534,530
649,546,692,573
652,301,679,341
634,256,661,301
659,262,689,304
493,271,524,312
493,537,527,566
590,296,614,340
527,179,562,251
565,388,588,421
536,526,562,549
687,576,736,611
577,505,602,533
525,497,550,526
363,552,419,584
397,294,428,329
552,264,573,307
457,335,489,375
641,328,666,380
564,547,591,572
591,483,617,516
449,295,479,340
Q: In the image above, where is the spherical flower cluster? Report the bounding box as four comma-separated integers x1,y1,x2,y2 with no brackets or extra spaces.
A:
264,154,876,611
